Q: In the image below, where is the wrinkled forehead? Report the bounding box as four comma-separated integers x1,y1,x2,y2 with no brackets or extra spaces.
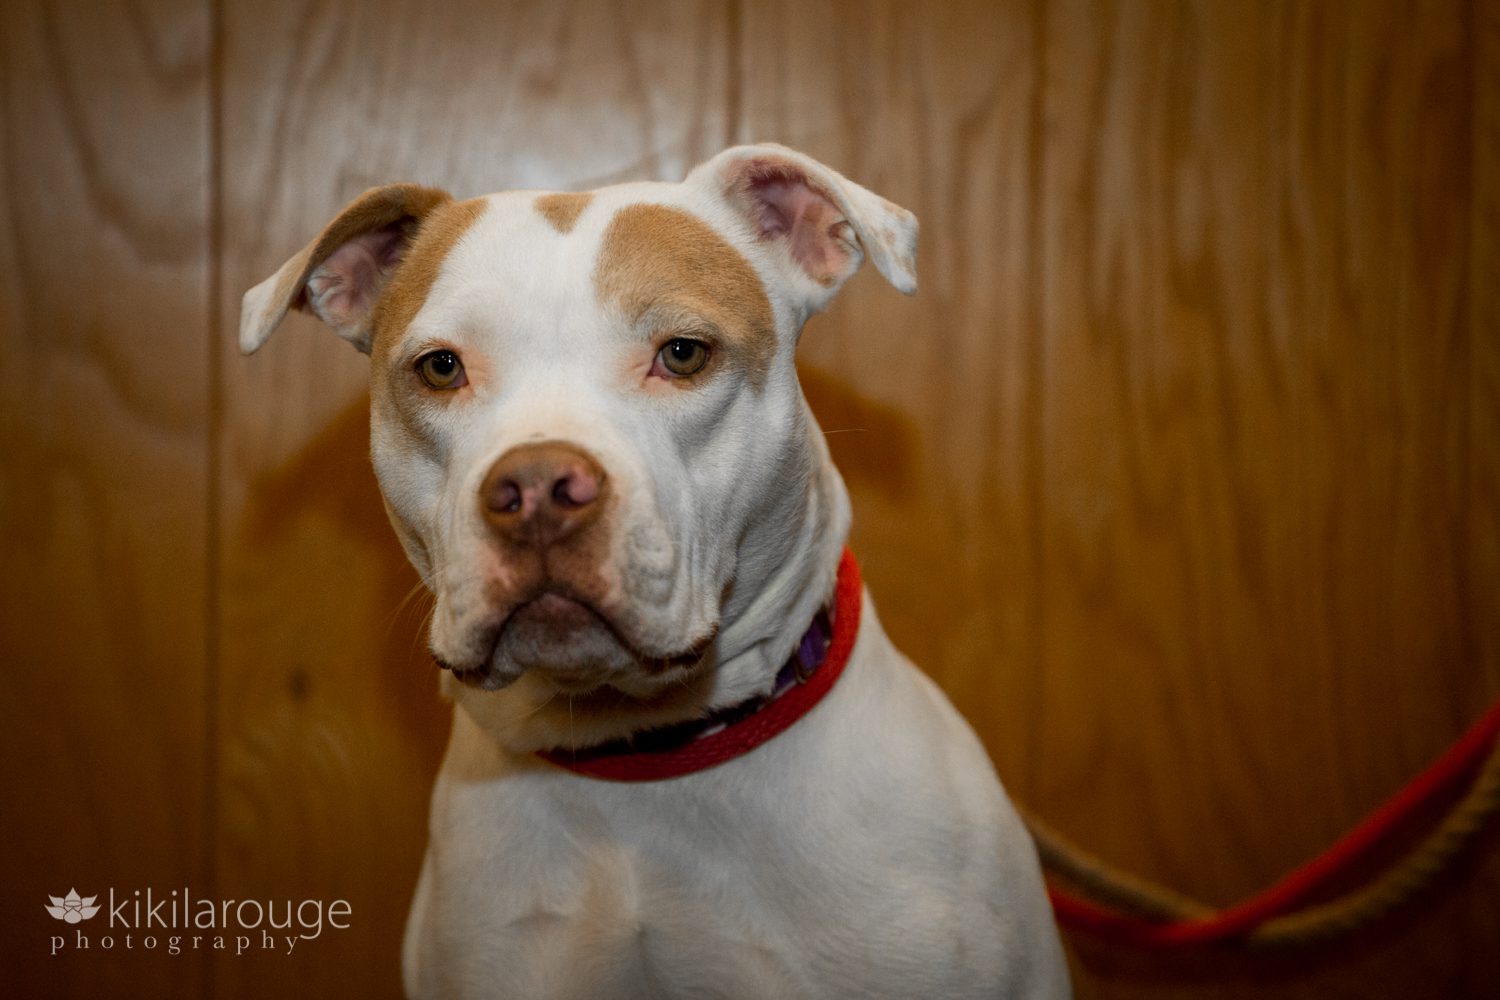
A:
372,181,777,361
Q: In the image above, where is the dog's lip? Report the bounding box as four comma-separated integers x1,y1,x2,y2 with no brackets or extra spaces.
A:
503,590,718,673
436,655,513,690
640,624,718,673
503,586,610,633
433,588,719,684
512,591,596,626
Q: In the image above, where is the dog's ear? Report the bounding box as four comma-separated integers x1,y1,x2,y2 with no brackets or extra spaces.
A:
239,183,453,355
690,144,917,312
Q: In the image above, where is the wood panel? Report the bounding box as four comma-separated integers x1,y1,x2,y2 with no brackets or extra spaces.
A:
215,2,735,995
1038,1,1500,996
738,0,1050,789
6,0,1498,996
742,1,1500,996
0,0,211,995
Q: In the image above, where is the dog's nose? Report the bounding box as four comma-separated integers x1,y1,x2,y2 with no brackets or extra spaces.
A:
480,442,607,547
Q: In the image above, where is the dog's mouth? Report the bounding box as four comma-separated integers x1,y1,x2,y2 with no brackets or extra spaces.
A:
438,588,716,693
513,591,597,629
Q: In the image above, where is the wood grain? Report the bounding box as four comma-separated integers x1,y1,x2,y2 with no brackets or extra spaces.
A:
1038,1,1500,995
739,0,1051,792
6,0,1499,995
215,2,734,995
0,0,211,995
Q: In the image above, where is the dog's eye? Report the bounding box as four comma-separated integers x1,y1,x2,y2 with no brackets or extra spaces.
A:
416,350,467,390
656,339,710,378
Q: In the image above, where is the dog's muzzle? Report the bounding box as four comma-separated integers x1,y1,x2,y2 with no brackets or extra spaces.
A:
430,439,633,690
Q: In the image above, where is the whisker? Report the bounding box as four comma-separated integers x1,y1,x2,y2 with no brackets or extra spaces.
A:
409,600,438,659
519,687,562,720
395,578,430,613
387,587,437,644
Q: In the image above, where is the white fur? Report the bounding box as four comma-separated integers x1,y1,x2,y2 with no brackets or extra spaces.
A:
405,602,1067,999
242,144,1070,999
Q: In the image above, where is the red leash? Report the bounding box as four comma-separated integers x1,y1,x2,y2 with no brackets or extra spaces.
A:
538,549,862,781
1047,693,1500,945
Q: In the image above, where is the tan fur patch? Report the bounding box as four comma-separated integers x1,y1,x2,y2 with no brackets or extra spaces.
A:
371,197,488,363
534,192,593,233
594,203,775,389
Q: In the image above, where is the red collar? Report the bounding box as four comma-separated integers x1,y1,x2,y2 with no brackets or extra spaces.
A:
536,548,862,781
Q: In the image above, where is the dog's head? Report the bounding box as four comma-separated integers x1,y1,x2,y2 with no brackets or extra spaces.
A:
241,145,915,725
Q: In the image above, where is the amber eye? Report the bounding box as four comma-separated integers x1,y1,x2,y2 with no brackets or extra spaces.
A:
657,339,710,377
416,350,467,390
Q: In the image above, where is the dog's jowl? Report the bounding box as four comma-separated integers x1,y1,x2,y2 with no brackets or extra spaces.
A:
242,144,1070,999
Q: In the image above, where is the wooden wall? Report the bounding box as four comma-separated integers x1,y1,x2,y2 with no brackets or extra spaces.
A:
3,1,1496,996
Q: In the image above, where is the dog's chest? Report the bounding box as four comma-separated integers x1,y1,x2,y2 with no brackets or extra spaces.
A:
406,763,1005,1000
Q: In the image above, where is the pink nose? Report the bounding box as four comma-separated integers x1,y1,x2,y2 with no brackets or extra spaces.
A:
480,442,606,547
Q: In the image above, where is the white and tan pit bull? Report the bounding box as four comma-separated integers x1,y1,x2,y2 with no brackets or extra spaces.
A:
241,144,1069,999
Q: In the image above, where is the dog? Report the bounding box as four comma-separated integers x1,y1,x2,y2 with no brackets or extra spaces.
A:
241,144,1069,999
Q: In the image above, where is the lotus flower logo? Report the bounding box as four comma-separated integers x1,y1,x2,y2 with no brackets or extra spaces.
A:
45,889,100,923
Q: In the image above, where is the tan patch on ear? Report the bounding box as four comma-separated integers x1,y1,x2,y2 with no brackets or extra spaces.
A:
370,196,488,366
275,184,454,322
534,192,593,234
594,203,775,389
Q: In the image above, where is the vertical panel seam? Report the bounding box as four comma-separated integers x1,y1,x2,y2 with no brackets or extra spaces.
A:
204,0,223,995
1023,0,1048,793
1472,0,1499,701
725,0,742,144
1464,0,1479,690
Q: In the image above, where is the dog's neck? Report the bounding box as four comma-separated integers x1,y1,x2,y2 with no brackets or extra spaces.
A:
446,400,852,755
